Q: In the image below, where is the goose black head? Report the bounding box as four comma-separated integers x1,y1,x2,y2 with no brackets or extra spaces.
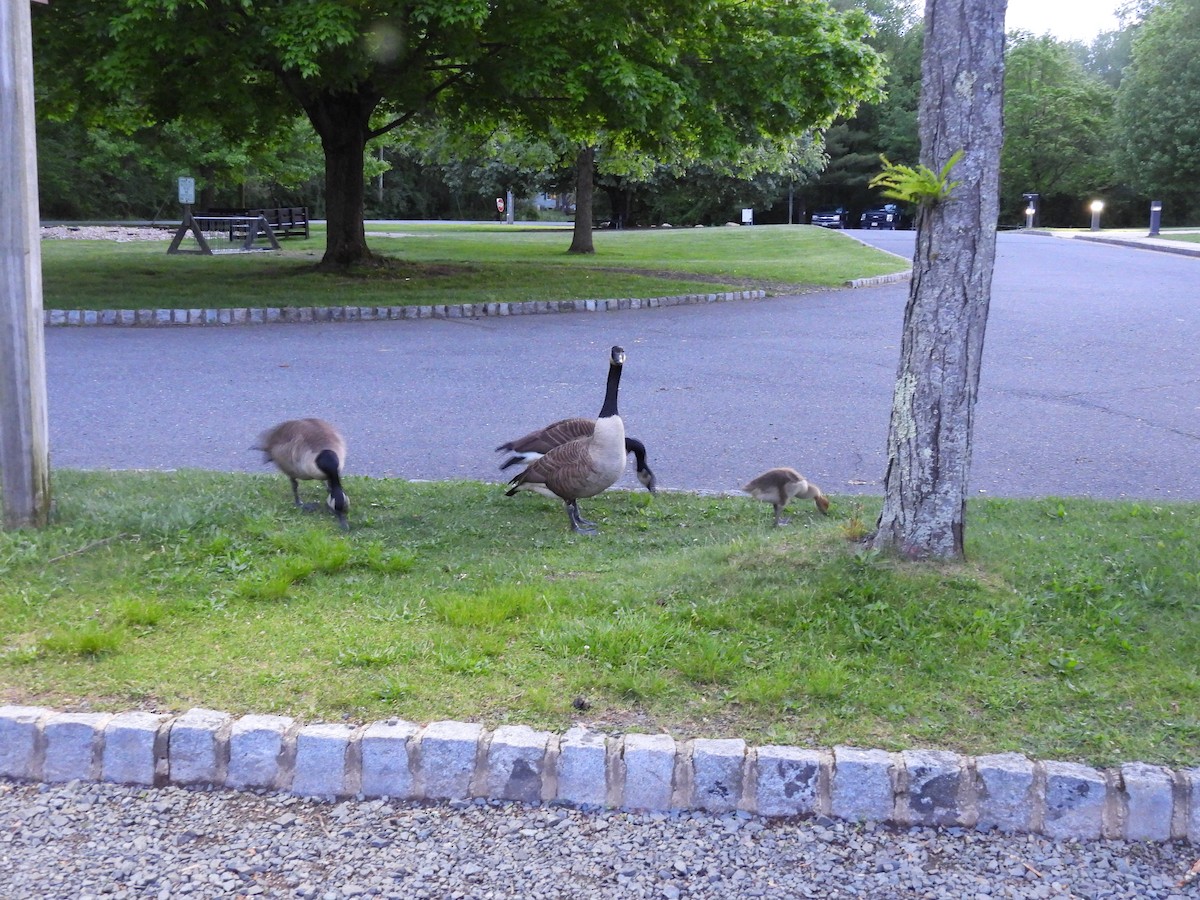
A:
610,346,626,366
637,466,658,494
327,487,350,531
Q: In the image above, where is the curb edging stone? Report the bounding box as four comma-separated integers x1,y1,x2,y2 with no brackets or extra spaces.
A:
43,291,769,328
1,705,1192,844
39,280,908,329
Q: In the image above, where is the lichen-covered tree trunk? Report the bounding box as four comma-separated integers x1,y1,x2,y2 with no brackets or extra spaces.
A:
871,0,1007,560
568,146,596,255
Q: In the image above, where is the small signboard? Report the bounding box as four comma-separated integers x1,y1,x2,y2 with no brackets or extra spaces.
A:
178,177,195,205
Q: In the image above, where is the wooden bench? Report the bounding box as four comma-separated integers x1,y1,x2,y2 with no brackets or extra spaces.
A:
201,207,310,240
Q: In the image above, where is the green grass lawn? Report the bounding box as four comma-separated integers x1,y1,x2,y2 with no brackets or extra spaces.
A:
40,224,907,311
3,471,1197,768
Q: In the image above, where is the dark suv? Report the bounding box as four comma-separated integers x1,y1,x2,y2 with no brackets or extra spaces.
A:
810,207,849,229
859,204,906,230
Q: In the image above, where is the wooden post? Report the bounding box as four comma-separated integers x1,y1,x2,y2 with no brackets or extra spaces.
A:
0,0,51,529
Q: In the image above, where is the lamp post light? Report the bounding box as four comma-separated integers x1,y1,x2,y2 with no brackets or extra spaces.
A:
1022,191,1039,227
1089,199,1104,232
1149,200,1163,237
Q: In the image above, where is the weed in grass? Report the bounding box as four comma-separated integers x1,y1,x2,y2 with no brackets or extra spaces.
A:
674,632,745,685
355,542,417,575
376,678,411,703
114,598,168,628
39,623,124,657
335,647,400,669
431,586,539,627
236,557,317,601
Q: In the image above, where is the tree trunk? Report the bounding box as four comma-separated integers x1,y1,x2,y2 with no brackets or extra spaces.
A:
568,146,596,254
871,0,1007,560
295,87,380,268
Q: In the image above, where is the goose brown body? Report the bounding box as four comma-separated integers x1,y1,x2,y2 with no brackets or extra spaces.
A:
254,418,349,529
742,467,829,526
506,347,628,533
497,417,656,493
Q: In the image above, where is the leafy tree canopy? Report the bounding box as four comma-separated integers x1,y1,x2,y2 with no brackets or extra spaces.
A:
1001,33,1116,222
1114,0,1200,220
33,0,884,266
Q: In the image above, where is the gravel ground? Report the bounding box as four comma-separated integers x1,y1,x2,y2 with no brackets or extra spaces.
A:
41,225,171,241
1,780,1196,900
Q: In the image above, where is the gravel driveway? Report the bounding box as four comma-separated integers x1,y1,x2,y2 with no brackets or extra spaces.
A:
2,780,1196,899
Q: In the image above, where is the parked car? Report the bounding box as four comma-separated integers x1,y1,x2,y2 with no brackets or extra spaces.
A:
859,203,907,230
811,207,849,229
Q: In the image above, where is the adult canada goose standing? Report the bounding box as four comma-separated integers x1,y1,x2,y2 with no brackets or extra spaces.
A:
254,418,350,530
742,467,830,526
506,346,628,533
496,418,657,493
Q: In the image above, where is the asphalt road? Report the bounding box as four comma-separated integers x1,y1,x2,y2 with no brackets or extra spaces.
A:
45,230,1200,501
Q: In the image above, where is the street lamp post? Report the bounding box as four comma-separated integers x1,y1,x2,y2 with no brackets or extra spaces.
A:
1089,199,1104,232
1024,206,1035,229
1149,200,1163,237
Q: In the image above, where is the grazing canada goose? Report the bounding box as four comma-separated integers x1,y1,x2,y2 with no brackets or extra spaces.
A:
505,346,628,533
497,418,657,493
254,418,349,530
742,467,830,526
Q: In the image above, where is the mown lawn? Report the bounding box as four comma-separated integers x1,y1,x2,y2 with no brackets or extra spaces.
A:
39,223,907,310
2,471,1196,768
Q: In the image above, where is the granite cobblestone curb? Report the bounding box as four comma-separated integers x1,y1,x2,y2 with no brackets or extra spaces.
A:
2,705,1195,845
42,290,773,328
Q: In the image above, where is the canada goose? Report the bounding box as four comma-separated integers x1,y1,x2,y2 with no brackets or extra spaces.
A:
742,467,830,526
505,346,628,533
497,418,657,493
254,418,349,530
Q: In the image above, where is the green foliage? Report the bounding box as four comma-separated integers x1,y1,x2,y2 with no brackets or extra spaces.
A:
806,6,921,211
1114,0,1200,221
869,150,963,207
1001,34,1117,225
33,0,885,265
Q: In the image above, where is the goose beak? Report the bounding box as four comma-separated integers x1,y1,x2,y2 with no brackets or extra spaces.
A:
327,492,350,531
638,467,658,494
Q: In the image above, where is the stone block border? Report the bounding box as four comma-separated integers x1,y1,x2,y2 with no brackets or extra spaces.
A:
43,291,768,328
39,277,908,329
1,705,1194,844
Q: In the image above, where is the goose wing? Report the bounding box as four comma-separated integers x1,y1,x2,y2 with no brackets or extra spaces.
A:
496,417,595,455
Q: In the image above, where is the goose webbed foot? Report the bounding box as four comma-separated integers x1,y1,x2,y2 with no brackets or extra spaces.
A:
566,500,598,535
773,505,791,527
299,500,321,513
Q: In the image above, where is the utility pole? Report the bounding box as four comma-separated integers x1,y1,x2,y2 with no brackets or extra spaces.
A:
0,0,51,529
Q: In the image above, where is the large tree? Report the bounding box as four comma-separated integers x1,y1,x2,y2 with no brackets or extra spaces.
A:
871,0,1006,560
808,0,922,214
513,0,884,253
33,0,544,268
34,0,883,267
1114,0,1200,221
1001,34,1115,224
